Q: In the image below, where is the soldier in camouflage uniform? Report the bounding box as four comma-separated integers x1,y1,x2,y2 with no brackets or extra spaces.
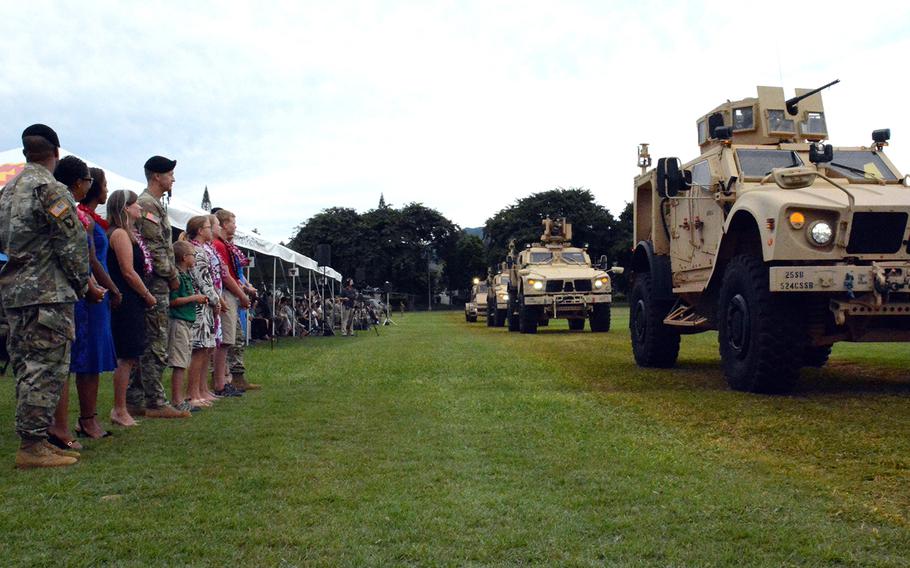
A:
0,124,89,468
127,156,189,419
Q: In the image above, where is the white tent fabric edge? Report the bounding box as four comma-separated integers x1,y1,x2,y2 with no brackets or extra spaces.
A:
0,148,341,281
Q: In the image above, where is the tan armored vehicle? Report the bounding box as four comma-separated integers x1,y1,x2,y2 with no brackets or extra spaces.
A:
506,218,622,333
630,80,910,393
486,267,510,327
464,278,488,322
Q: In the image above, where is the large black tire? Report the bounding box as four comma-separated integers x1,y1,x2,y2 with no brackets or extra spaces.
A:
589,304,611,332
519,297,539,334
538,318,549,326
486,301,495,327
568,318,585,331
629,273,680,368
507,292,520,332
495,309,507,328
802,345,832,368
717,255,803,393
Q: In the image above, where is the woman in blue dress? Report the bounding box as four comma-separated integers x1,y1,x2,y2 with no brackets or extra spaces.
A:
73,168,120,438
47,158,111,449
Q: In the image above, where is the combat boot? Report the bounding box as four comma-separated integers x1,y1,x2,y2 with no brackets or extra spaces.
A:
43,440,80,459
232,373,261,391
144,404,191,419
16,442,77,469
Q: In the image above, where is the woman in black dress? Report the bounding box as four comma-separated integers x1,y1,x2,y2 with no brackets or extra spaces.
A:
106,190,157,427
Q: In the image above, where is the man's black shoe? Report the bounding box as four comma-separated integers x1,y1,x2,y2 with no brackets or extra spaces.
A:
215,385,243,397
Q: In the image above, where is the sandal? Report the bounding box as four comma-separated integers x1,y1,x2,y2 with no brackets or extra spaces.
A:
47,433,83,451
110,409,139,427
75,414,112,439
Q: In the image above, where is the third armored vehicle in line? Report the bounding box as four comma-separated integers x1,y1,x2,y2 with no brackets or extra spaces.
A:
486,267,510,327
464,278,488,323
630,81,910,393
506,218,622,333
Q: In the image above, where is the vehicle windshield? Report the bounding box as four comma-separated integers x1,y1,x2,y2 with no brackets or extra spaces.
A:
828,150,897,181
528,251,553,264
560,251,587,264
737,149,803,177
475,284,488,294
499,276,510,285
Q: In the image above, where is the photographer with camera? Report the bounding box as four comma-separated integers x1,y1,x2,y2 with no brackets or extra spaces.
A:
340,278,357,337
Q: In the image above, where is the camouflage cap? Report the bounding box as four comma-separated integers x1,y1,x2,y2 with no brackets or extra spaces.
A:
21,124,60,148
144,155,177,173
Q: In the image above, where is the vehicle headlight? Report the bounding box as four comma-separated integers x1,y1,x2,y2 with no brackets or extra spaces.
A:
808,221,833,246
528,278,544,291
593,277,609,289
501,294,509,301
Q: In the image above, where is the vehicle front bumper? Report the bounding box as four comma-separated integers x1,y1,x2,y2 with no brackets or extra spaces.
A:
769,262,910,294
770,262,910,327
522,293,612,306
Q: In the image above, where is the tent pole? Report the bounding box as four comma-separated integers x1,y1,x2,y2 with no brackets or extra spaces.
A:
308,270,312,332
245,264,251,346
292,272,297,338
272,257,277,344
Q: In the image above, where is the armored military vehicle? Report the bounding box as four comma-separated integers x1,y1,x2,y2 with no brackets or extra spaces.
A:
630,80,910,393
464,278,488,322
486,266,510,327
506,218,622,333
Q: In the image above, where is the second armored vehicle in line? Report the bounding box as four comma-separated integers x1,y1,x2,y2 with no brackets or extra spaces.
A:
506,218,622,333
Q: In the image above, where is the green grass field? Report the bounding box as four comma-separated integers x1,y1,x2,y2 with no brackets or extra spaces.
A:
1,309,909,566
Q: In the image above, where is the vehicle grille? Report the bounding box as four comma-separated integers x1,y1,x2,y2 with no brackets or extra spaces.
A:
543,280,593,292
545,280,564,292
847,212,908,254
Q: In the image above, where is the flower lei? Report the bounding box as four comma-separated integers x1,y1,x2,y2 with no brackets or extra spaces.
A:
77,203,109,230
227,239,250,271
134,231,154,277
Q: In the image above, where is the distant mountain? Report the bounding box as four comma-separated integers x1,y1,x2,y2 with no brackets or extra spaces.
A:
463,226,484,238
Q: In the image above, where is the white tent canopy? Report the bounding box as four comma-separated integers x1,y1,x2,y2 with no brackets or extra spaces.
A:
0,148,341,281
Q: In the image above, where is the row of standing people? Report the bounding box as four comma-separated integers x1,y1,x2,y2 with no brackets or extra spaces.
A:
0,124,259,469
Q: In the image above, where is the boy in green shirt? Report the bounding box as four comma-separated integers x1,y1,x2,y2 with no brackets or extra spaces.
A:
168,241,207,412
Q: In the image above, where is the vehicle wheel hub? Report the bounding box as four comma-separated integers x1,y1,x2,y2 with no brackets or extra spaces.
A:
726,293,750,357
633,299,647,342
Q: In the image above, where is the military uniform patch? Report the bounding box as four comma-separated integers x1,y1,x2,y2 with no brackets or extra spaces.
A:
145,211,160,224
48,199,69,218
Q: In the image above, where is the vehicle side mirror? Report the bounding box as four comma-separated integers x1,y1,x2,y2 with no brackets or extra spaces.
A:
609,266,625,275
713,126,733,140
598,255,608,269
656,157,688,197
872,129,891,144
809,143,833,164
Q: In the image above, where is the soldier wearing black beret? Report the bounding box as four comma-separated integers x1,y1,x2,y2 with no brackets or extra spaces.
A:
128,155,189,419
1,124,89,467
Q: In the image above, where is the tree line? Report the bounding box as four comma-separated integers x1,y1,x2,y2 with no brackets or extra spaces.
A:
287,189,633,299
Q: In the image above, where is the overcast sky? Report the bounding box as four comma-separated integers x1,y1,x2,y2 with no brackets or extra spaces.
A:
2,1,908,243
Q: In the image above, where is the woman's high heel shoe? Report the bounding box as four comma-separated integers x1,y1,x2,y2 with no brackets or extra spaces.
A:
75,414,112,439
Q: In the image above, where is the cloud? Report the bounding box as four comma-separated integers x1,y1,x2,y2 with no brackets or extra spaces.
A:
2,0,908,244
